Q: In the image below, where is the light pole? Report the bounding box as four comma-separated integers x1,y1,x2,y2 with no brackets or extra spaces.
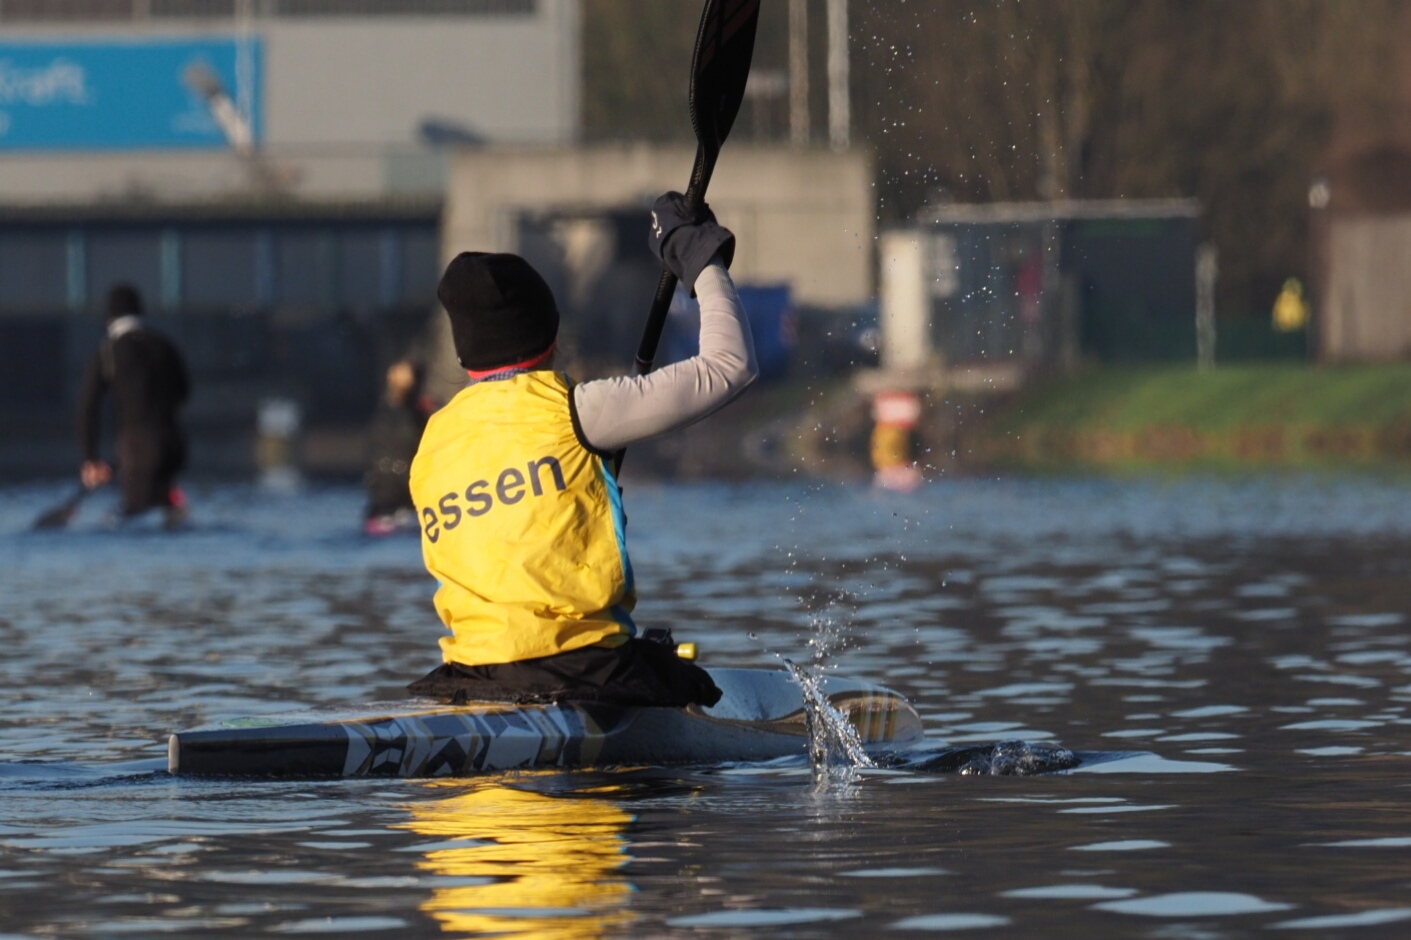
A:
789,0,810,145
827,0,849,150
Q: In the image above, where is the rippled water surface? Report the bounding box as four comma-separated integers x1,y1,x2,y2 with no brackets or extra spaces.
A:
3,476,1411,937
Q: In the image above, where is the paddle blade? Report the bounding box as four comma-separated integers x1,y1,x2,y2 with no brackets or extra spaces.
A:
690,0,761,158
32,488,87,531
619,0,763,474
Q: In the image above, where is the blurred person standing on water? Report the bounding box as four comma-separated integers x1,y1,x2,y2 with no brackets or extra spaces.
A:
364,358,434,535
78,284,191,528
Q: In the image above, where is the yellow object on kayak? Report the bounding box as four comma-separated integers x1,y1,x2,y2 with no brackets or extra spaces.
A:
410,370,636,667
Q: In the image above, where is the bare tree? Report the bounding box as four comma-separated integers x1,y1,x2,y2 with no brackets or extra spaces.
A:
583,0,1411,316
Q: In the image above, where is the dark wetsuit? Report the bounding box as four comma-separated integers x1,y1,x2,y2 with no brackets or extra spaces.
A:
364,397,430,521
79,321,190,516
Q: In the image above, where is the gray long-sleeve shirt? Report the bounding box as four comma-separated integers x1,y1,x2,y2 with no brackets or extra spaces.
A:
573,261,758,452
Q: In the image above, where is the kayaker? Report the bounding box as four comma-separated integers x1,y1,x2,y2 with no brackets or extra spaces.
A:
364,359,434,535
77,284,191,527
407,193,755,707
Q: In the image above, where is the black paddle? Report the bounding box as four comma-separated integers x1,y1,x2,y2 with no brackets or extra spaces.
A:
616,0,760,472
32,484,92,531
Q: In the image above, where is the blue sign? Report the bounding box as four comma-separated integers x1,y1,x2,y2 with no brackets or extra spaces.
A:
0,38,263,151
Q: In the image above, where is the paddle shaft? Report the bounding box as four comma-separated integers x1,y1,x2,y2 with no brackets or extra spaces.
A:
615,0,758,474
615,149,715,478
632,144,717,378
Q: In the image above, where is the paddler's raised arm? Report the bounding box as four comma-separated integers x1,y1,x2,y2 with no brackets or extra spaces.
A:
572,258,758,453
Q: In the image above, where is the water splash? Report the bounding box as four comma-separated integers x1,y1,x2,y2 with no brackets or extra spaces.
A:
784,600,878,787
786,657,875,785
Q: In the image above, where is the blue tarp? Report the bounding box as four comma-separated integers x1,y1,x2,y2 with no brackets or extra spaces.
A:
663,282,795,382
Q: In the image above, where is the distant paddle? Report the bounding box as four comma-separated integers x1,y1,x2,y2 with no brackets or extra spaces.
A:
32,485,92,531
616,0,760,472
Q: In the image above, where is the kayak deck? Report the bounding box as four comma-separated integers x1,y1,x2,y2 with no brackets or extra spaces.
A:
168,668,922,778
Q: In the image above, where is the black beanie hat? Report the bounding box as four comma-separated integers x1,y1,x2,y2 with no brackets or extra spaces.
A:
437,252,559,371
107,283,144,319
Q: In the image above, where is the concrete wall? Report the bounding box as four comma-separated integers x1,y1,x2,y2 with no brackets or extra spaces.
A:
263,10,579,148
1321,215,1411,361
0,3,579,202
442,144,876,309
0,148,408,202
877,232,931,372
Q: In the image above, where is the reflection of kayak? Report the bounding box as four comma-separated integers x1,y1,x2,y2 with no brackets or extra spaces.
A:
168,668,922,778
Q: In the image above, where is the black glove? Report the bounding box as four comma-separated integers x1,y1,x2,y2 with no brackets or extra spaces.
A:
648,191,735,295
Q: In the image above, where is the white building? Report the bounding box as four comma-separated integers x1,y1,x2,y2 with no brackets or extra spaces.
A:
0,0,581,203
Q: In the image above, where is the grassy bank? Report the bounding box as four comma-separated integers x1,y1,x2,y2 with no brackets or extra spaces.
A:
979,363,1411,471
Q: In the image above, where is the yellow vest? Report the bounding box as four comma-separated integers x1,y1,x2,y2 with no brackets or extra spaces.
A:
410,370,636,666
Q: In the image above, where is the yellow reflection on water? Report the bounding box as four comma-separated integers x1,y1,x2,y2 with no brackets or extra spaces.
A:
398,780,636,938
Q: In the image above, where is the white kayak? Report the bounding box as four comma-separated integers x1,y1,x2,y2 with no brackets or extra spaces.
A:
168,667,922,778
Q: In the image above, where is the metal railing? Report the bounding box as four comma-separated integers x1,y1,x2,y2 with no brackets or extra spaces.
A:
0,0,534,20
